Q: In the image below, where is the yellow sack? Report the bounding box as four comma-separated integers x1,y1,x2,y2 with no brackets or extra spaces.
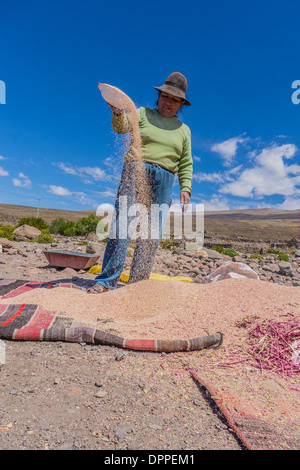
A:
88,265,193,283
88,265,102,274
88,265,130,282
149,272,193,282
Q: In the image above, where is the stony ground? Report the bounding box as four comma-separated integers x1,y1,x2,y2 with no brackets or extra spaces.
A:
0,341,242,451
0,232,299,452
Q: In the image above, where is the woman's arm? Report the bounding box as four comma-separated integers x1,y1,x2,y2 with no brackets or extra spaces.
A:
180,191,190,212
178,129,193,199
108,104,133,134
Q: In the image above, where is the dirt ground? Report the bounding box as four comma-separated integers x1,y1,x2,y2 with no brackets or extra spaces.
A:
0,205,299,453
0,339,243,452
0,242,244,453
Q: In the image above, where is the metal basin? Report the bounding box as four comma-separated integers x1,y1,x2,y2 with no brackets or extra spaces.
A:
43,250,100,270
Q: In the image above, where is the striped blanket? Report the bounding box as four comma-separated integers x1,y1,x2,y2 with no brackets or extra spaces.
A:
0,278,222,352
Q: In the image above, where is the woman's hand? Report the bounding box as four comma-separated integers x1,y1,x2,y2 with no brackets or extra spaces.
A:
108,103,124,115
180,191,190,212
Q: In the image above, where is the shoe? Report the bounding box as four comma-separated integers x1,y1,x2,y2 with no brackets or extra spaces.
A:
87,284,109,294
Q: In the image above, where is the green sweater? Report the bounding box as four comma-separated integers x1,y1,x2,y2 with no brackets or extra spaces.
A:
112,107,193,194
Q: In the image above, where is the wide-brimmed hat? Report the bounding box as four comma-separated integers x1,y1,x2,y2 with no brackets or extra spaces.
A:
152,72,191,106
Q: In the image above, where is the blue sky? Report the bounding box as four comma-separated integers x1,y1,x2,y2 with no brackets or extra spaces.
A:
1,0,300,214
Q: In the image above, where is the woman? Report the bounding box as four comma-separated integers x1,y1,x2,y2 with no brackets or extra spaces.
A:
88,72,193,293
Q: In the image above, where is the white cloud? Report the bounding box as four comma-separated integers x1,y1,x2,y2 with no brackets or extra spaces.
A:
0,155,6,160
0,166,9,176
56,163,77,175
193,165,243,185
193,172,225,184
48,185,73,196
73,192,96,206
228,164,243,175
55,162,108,182
277,197,300,210
202,196,231,212
93,190,116,198
80,166,107,180
220,144,300,198
12,173,31,188
211,135,246,166
47,185,96,206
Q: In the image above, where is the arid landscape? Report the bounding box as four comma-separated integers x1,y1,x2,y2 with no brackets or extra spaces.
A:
204,208,299,242
0,203,299,451
1,204,298,244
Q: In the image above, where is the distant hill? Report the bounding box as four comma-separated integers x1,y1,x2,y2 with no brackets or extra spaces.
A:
0,203,299,242
0,204,95,225
204,208,299,220
201,207,298,241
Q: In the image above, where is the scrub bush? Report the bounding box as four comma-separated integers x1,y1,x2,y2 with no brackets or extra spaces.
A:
36,230,54,244
0,225,15,240
211,246,240,257
15,217,49,231
49,214,105,237
277,253,289,262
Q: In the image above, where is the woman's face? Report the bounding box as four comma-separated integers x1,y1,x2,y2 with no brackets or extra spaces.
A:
157,92,184,118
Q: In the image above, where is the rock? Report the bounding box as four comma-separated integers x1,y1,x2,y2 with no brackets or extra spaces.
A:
115,424,132,440
201,248,224,260
232,256,244,262
60,267,78,276
178,254,192,262
193,398,202,406
6,248,18,255
188,267,201,275
0,238,13,249
86,231,97,240
115,351,127,361
173,248,184,256
86,241,103,254
287,238,298,248
278,261,292,275
94,390,107,398
196,249,209,258
13,225,41,240
262,264,280,273
193,275,205,284
291,270,300,279
95,379,105,387
168,268,178,275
